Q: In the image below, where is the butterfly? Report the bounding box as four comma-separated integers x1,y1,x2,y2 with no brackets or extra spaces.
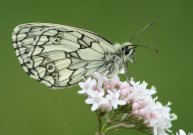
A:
12,23,157,89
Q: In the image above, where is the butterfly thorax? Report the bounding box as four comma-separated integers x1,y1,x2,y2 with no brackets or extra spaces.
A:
106,42,136,76
100,42,135,78
102,51,124,78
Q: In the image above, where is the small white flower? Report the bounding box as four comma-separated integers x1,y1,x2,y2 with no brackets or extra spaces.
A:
176,129,193,135
106,90,126,109
78,77,96,94
85,90,108,111
93,72,107,88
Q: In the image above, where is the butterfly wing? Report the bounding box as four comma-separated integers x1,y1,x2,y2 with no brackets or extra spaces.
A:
12,23,116,88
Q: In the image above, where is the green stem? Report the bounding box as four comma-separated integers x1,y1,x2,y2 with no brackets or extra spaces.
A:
120,113,129,121
96,112,104,135
101,111,116,131
95,131,104,135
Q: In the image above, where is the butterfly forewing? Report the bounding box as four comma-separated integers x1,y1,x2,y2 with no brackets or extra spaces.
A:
12,23,116,88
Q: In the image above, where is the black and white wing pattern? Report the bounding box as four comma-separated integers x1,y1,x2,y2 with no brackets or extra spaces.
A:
12,23,116,88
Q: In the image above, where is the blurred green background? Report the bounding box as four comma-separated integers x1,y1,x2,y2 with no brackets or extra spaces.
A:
0,0,193,135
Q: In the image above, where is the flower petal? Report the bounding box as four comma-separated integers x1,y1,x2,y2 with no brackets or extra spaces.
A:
85,98,93,104
91,104,99,111
118,100,126,105
78,89,87,94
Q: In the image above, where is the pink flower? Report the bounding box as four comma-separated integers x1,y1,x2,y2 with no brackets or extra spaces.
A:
78,72,177,135
104,76,121,90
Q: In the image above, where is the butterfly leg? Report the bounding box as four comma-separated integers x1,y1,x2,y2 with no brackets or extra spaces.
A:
124,62,133,86
124,61,130,80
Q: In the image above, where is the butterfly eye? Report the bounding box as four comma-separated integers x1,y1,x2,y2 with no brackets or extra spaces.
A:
124,47,130,55
46,63,55,73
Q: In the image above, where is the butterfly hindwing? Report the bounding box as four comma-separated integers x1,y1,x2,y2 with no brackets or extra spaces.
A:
12,23,115,88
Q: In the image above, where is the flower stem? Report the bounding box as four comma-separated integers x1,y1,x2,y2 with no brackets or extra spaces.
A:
96,112,104,135
102,112,114,131
95,131,104,135
98,116,102,132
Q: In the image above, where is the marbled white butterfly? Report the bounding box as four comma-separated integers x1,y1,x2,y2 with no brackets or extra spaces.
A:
12,23,157,88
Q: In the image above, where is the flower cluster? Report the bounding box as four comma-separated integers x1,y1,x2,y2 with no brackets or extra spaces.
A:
78,73,126,112
78,72,177,135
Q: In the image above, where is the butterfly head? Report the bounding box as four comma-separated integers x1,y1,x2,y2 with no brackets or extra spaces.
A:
121,42,159,63
121,42,136,63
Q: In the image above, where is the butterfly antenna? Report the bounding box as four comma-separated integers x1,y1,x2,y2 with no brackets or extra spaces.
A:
132,44,159,54
129,22,155,42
